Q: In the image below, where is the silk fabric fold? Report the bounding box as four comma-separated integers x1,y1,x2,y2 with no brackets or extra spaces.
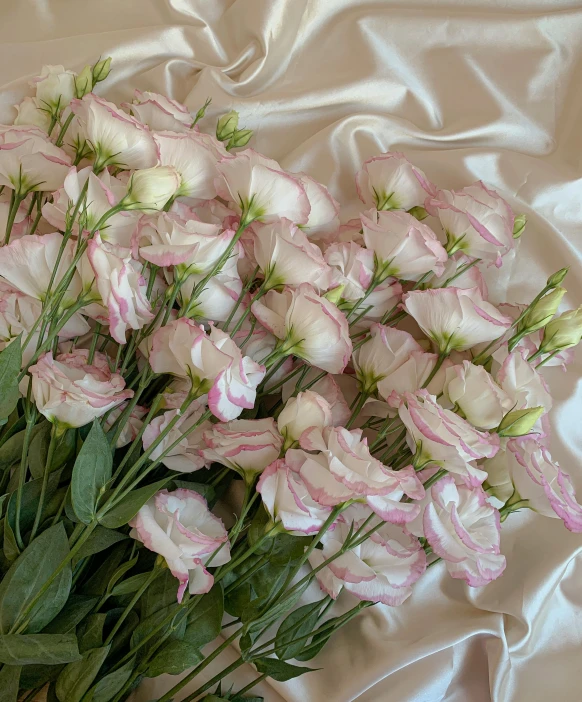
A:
2,2,581,700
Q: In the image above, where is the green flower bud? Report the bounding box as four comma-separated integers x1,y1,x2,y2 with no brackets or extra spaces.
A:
540,306,582,353
408,206,428,221
519,287,566,334
513,214,526,239
192,97,211,127
216,110,239,142
546,267,569,288
498,407,544,437
324,285,345,305
74,65,93,99
92,57,112,84
228,128,253,149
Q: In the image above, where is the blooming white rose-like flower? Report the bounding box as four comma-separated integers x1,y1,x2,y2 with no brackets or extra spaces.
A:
0,126,71,194
154,131,221,200
201,418,283,481
277,390,333,448
308,509,427,605
423,476,506,587
257,458,333,534
361,209,448,280
0,232,82,307
103,402,147,449
295,173,340,239
402,287,512,353
129,489,231,602
398,390,500,485
355,152,436,211
14,97,53,132
124,166,181,211
496,349,552,416
32,65,77,111
142,401,212,473
293,426,424,523
485,439,582,532
26,349,133,429
125,89,192,133
71,94,159,170
252,284,352,374
253,218,331,291
86,234,154,343
426,182,515,267
443,361,513,430
216,149,310,224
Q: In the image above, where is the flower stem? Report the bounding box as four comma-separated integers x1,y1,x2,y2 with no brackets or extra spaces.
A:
13,411,37,549
4,190,22,245
29,424,61,543
422,353,447,388
346,391,368,429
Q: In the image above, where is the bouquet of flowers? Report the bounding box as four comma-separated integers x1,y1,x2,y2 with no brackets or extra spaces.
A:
0,57,581,702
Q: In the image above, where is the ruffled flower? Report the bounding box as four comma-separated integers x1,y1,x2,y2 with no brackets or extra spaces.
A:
295,173,340,240
125,89,192,133
277,390,333,448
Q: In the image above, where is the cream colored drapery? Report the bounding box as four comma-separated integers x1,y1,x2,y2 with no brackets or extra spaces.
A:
2,1,582,700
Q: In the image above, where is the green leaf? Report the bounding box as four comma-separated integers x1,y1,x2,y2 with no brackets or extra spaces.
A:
80,542,127,596
99,477,172,528
19,663,64,691
183,585,224,649
73,525,128,561
172,480,215,503
71,421,112,524
42,595,98,635
104,555,138,597
294,616,341,662
0,422,45,472
275,600,327,660
29,424,75,480
111,571,153,597
0,665,20,701
77,614,106,652
89,656,136,702
0,522,72,634
254,657,314,682
141,568,179,618
3,518,19,563
5,469,61,541
0,337,22,423
146,639,203,677
202,697,228,702
0,633,81,665
56,645,110,702
130,604,185,658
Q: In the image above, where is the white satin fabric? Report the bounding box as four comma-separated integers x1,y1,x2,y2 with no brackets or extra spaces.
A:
2,1,582,700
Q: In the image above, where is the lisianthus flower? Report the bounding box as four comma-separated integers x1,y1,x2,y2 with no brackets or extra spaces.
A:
295,172,340,240
277,390,333,448
125,89,192,133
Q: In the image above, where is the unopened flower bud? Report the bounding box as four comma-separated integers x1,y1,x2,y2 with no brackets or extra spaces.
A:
408,205,428,221
519,287,566,334
498,407,544,437
216,110,239,142
192,97,211,127
92,57,112,84
324,285,345,305
547,267,569,288
228,128,253,149
513,214,526,239
123,166,181,211
540,307,582,353
75,65,93,98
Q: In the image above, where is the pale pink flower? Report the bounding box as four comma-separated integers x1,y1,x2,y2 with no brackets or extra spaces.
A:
124,166,181,211
216,149,310,224
295,173,340,239
277,390,333,448
201,418,283,480
142,401,212,473
252,284,352,373
129,489,230,602
125,89,192,133
103,402,147,449
32,65,76,111
180,266,243,323
86,234,154,343
361,209,447,280
0,126,71,194
71,94,159,169
423,476,506,586
355,152,436,211
443,361,513,430
426,182,515,267
402,287,512,353
13,97,53,132
281,371,351,427
496,349,552,415
293,426,424,523
26,349,133,428
253,218,331,291
398,390,500,486
231,320,294,391
154,131,220,199
257,458,333,535
379,351,450,406
309,509,426,605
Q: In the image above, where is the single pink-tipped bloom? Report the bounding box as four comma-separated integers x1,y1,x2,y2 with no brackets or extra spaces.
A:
125,89,192,133
398,390,500,486
425,182,515,267
32,64,76,110
361,208,448,280
355,152,436,211
201,418,283,480
423,476,506,587
295,173,340,240
130,489,231,602
13,97,53,133
71,94,159,169
26,349,133,429
253,218,331,291
309,508,426,605
252,284,352,374
257,458,333,535
277,390,333,447
87,234,154,343
103,402,147,449
293,426,424,524
380,350,450,407
496,349,552,415
402,287,512,353
281,371,351,427
0,125,71,194
216,149,311,224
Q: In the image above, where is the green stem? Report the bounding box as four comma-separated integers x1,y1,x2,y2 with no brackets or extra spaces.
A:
4,190,22,245
87,323,102,364
29,425,61,543
13,412,37,549
104,566,160,646
223,265,260,333
55,112,75,147
535,349,560,368
236,673,268,696
421,353,447,389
